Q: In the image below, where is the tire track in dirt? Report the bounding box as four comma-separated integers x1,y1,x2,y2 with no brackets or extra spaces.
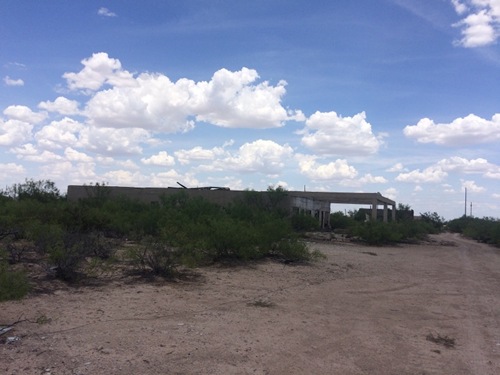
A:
447,233,500,375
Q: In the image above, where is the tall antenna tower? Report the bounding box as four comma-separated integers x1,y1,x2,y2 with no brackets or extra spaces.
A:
464,187,467,217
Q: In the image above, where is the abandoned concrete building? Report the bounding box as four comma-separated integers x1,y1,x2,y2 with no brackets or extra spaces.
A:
67,185,396,228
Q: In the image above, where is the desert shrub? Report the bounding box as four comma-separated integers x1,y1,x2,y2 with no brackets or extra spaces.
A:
0,262,30,301
49,233,87,281
26,222,65,254
265,185,289,217
330,211,355,230
447,216,500,246
420,212,445,233
353,218,443,246
256,214,292,245
4,241,32,264
85,231,117,259
1,178,62,203
202,217,258,261
155,191,319,264
271,238,321,262
49,244,80,281
353,221,402,246
127,237,180,277
396,203,414,221
158,194,224,253
50,231,122,280
446,216,472,233
463,217,500,246
28,228,93,281
395,220,432,243
291,212,321,231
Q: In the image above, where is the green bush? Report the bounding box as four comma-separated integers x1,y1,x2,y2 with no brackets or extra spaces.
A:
353,221,403,245
0,263,30,301
155,191,319,264
352,217,444,246
464,218,500,246
447,216,500,247
0,181,326,282
420,212,445,233
394,220,432,242
446,216,472,233
26,222,65,254
85,231,117,259
271,238,321,262
203,217,259,261
127,237,180,277
330,211,355,230
1,178,62,203
49,237,85,282
291,213,321,231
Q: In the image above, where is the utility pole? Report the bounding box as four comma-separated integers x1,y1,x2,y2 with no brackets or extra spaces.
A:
470,202,473,217
464,187,467,217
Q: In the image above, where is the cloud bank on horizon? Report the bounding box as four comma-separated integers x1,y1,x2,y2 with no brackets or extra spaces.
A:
1,1,499,219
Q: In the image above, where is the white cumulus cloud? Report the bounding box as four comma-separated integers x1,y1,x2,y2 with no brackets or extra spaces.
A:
396,157,500,184
35,117,84,150
192,68,304,128
77,126,152,155
461,179,486,192
452,0,500,47
386,162,407,172
38,97,80,115
63,52,136,92
396,166,448,183
0,163,26,180
485,170,500,179
300,111,382,156
84,72,194,132
452,0,469,14
141,151,176,166
102,170,146,186
3,76,24,86
297,155,358,180
150,170,200,188
64,147,93,162
61,53,302,131
403,114,500,146
18,149,63,163
219,140,294,175
359,174,388,184
3,105,47,123
1,105,51,148
0,119,33,146
436,156,494,174
340,173,387,188
383,187,398,201
83,64,301,131
175,146,226,165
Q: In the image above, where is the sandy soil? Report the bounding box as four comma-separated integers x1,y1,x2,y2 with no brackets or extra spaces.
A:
1,232,500,375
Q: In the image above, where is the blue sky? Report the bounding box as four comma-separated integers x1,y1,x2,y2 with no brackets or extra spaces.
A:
1,0,500,219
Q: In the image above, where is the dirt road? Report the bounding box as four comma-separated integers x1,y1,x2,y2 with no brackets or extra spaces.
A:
1,233,500,374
